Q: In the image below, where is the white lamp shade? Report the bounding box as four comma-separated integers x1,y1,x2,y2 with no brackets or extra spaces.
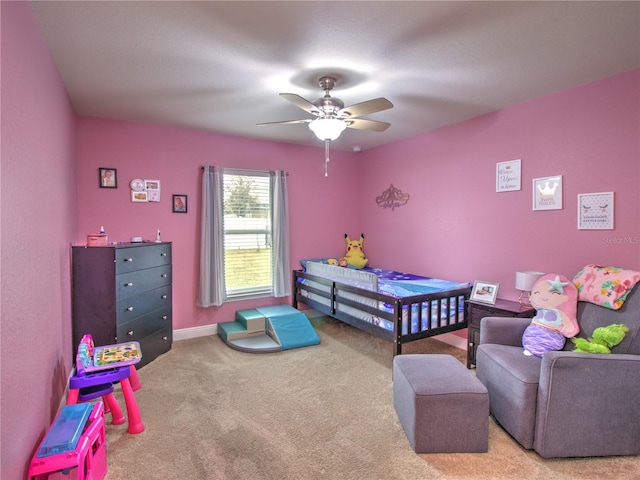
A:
515,271,545,292
309,118,347,141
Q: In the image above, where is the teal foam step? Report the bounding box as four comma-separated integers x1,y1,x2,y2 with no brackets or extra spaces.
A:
221,306,320,353
235,309,267,333
218,320,266,342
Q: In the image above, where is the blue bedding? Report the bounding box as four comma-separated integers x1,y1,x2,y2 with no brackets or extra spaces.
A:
366,267,469,298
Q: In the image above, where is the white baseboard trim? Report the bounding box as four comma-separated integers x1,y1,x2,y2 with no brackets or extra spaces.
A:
173,324,218,341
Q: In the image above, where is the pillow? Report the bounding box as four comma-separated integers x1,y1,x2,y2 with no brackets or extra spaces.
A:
300,258,368,271
299,258,331,271
573,264,640,310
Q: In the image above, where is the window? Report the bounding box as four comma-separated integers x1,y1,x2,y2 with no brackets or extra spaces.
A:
198,166,289,307
222,170,272,298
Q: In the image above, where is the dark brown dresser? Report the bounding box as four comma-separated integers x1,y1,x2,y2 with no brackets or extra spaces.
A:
72,242,172,368
465,298,534,368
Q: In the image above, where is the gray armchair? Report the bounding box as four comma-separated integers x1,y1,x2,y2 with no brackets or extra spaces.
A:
476,284,640,458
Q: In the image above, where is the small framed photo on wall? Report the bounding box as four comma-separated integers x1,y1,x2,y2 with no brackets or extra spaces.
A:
99,168,117,188
131,191,148,202
172,194,187,213
470,281,499,304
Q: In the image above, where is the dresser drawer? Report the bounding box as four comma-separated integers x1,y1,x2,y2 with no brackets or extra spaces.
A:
117,307,172,343
115,243,171,274
137,327,172,368
116,265,172,300
116,285,172,324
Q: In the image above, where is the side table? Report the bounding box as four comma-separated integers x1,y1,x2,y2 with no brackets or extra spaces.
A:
466,299,535,368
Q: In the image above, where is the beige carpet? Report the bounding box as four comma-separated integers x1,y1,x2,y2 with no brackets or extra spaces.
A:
104,314,639,479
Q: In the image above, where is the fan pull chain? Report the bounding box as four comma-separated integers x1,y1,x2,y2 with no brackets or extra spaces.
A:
324,140,330,177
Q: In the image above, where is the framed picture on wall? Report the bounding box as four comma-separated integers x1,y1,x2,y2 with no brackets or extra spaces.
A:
99,168,117,188
578,192,614,230
496,159,521,192
145,179,161,202
532,175,563,211
147,190,161,202
145,179,160,190
131,191,148,202
172,194,187,213
470,281,499,304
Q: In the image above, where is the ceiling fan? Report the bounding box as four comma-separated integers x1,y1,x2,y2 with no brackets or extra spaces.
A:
258,76,393,175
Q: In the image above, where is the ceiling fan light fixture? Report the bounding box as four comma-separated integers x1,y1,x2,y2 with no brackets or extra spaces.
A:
309,118,347,141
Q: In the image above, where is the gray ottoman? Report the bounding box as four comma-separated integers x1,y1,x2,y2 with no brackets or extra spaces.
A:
393,354,489,453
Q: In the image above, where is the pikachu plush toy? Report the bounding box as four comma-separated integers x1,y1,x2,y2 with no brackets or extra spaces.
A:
344,234,369,269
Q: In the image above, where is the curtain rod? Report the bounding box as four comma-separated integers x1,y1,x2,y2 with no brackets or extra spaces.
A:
200,165,289,175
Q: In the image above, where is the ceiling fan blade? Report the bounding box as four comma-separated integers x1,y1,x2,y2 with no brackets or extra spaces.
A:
280,93,321,115
346,118,391,132
338,97,393,118
257,119,312,126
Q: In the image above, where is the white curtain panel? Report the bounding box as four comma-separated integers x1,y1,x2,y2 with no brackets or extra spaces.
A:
197,165,226,307
271,170,291,297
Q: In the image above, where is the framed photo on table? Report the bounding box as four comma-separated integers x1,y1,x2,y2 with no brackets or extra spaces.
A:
470,281,499,305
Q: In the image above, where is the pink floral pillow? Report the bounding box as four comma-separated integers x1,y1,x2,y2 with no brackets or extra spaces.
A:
573,264,640,310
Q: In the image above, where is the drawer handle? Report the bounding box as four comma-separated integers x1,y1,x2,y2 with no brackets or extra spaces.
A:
127,331,134,336
161,253,167,257
161,274,167,278
127,306,134,312
125,282,133,287
162,315,168,320
161,294,167,299
124,258,133,262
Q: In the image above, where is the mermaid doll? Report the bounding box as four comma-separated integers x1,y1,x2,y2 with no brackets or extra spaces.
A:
522,274,579,357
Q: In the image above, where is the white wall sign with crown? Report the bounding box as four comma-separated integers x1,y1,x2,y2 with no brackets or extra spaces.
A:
532,175,563,211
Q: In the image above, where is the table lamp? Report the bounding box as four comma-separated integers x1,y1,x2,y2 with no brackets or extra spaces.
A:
515,271,545,306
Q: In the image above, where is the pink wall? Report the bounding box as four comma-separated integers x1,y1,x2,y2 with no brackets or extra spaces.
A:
1,3,78,478
75,118,362,329
361,70,640,302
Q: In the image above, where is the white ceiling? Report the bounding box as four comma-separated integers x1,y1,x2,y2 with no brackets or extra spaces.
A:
31,1,640,152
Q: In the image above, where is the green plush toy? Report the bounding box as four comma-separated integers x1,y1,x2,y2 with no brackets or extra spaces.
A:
572,324,629,354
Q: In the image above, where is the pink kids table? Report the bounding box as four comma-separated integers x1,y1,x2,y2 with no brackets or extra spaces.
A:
67,335,144,435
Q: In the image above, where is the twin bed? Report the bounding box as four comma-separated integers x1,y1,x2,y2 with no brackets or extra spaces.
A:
291,261,471,355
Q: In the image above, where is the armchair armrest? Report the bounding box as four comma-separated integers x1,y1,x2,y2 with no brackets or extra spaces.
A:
535,351,640,458
479,316,530,347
